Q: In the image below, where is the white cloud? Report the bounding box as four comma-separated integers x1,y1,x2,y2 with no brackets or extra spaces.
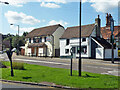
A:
48,20,68,26
89,0,119,13
10,25,35,35
43,0,66,4
2,0,119,13
5,11,40,25
1,0,66,7
40,2,60,8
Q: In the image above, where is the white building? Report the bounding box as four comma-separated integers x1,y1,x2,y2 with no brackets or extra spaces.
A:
25,24,65,57
60,15,118,59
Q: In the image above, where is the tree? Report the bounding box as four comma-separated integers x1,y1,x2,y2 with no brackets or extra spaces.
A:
12,35,25,49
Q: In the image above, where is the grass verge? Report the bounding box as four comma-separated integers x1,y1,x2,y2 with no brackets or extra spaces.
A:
1,61,119,88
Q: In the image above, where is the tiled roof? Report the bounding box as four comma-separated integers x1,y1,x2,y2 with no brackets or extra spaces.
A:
26,24,63,38
92,37,113,49
115,32,120,37
101,26,120,39
60,24,95,39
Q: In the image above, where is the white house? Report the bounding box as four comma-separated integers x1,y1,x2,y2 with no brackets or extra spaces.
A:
60,15,118,59
25,24,65,57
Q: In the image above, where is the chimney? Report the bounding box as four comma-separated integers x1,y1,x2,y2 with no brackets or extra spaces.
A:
95,15,101,37
106,13,112,27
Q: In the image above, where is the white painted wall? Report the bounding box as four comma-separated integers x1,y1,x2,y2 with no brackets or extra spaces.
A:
60,37,91,58
27,48,31,56
53,27,65,49
96,48,104,59
38,48,43,56
105,48,118,59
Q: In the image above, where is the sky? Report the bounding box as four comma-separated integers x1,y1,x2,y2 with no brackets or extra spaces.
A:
0,0,119,36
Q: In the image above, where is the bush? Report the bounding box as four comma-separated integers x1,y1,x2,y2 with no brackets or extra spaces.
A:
118,50,120,57
0,62,7,68
12,62,25,70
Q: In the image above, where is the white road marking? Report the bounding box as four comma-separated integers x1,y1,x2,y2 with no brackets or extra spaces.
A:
101,70,119,76
14,59,70,66
86,66,115,70
0,55,4,58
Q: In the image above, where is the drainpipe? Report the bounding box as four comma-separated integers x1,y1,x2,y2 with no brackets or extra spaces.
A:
51,35,54,57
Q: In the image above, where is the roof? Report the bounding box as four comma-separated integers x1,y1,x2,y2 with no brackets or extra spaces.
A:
115,32,120,37
92,37,113,49
28,42,47,48
26,24,63,38
101,26,120,39
60,24,95,39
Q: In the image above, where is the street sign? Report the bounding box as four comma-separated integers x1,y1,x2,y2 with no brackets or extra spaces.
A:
110,18,114,33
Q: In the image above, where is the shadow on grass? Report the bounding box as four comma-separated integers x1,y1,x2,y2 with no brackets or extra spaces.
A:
68,74,98,78
22,77,32,79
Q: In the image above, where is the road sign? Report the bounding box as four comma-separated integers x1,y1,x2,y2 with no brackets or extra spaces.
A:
110,18,114,33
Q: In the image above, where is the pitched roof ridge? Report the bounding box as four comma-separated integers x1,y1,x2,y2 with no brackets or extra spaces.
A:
34,24,62,30
66,23,95,29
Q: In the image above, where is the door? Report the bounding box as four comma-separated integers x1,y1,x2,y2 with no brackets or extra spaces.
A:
91,39,97,59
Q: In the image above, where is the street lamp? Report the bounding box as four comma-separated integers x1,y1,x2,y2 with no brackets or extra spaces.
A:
10,24,20,55
0,1,9,4
79,0,82,76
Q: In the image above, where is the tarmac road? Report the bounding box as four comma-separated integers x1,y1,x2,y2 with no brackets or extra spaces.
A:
0,53,120,76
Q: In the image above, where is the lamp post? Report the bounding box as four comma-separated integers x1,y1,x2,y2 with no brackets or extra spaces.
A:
110,18,114,63
0,1,9,4
10,24,20,55
78,0,82,76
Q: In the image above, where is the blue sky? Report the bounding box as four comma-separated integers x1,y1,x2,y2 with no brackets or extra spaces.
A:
0,0,119,35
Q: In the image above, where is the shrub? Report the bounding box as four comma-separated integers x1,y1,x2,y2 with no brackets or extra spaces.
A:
12,62,25,70
0,62,7,68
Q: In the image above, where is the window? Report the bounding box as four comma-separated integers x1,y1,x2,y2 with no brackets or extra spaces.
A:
81,46,87,54
65,49,69,54
82,38,86,42
29,38,31,43
39,37,42,42
44,37,46,42
33,38,36,43
77,46,80,54
71,47,76,54
66,39,69,45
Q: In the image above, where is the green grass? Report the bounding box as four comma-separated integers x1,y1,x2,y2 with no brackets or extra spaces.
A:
1,61,119,88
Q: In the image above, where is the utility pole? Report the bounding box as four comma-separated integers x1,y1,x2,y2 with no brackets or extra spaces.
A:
0,1,9,4
79,0,82,76
10,24,20,55
110,17,114,63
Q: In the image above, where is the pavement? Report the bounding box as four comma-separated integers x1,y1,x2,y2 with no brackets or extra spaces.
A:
1,81,65,90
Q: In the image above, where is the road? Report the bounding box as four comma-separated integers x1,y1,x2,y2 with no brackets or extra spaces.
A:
0,53,120,76
1,81,63,90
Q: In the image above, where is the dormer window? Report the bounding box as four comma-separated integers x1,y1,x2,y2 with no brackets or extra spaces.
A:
29,38,31,43
33,38,36,43
39,37,42,42
82,38,86,42
44,37,46,42
66,39,69,45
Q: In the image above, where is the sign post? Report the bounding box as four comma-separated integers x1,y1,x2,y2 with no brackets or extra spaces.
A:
110,18,114,63
70,48,73,76
6,38,14,76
